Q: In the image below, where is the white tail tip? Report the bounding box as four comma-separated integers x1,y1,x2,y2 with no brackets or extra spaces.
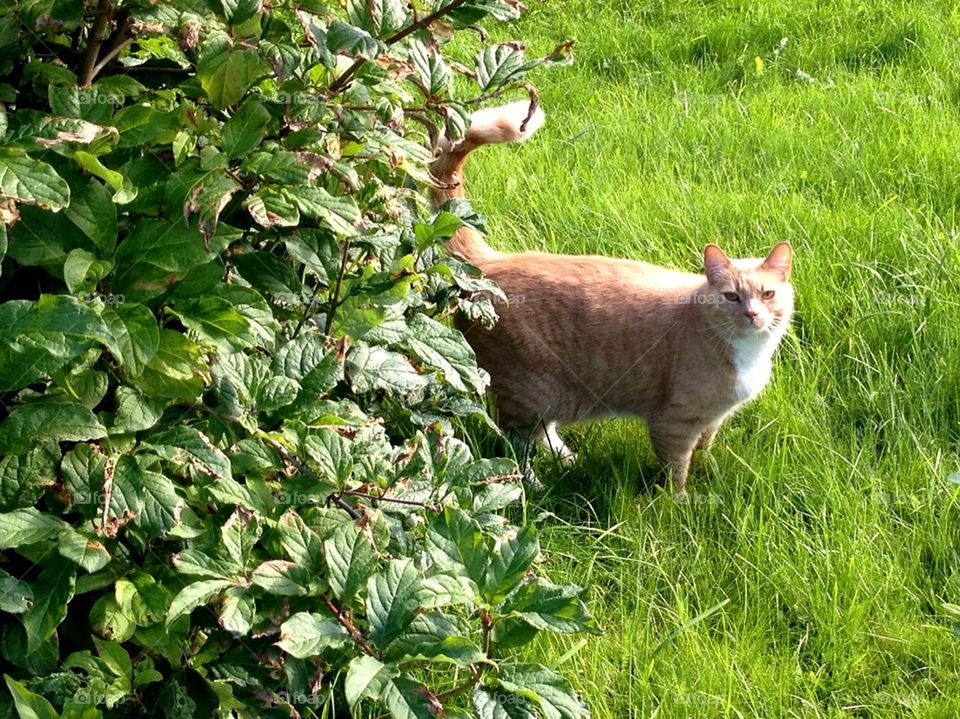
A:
466,101,546,145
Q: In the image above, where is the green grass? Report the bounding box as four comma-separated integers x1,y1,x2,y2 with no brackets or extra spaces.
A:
455,1,960,716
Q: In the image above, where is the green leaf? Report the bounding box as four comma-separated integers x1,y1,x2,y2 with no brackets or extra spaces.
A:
131,329,207,401
290,186,361,236
166,579,234,629
389,630,487,667
274,332,339,383
475,43,528,93
231,250,302,300
0,295,110,391
501,580,600,635
0,442,59,512
407,314,488,394
144,426,233,480
277,511,324,572
366,558,421,648
380,675,443,719
344,655,397,708
446,0,522,27
221,508,261,570
101,303,160,377
109,387,165,434
22,561,76,653
409,40,452,97
93,636,133,679
73,151,135,204
111,219,229,303
4,675,60,719
220,0,262,25
324,521,378,603
346,344,428,394
198,34,268,109
0,508,64,549
64,248,112,295
172,548,240,580
223,98,271,159
494,663,586,719
245,188,301,228
63,175,118,255
0,568,34,614
0,402,107,455
326,20,380,60
276,612,350,658
484,526,539,601
302,429,353,487
242,151,310,184
426,507,488,584
169,296,258,352
218,588,255,635
473,685,539,719
250,560,309,596
58,528,111,572
347,0,408,37
0,148,70,210
115,457,183,537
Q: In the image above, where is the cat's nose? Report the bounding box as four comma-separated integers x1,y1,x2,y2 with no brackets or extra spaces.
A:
744,310,758,322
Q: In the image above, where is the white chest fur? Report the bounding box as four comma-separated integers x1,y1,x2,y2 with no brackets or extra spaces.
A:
728,329,784,403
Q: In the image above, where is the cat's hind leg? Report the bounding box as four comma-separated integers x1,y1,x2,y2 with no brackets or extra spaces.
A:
540,420,576,466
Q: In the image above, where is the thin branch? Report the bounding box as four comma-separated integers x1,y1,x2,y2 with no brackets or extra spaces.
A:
323,238,351,336
342,490,434,508
80,0,113,87
384,0,471,47
326,0,472,98
322,594,379,657
90,11,135,82
269,440,362,520
293,280,323,338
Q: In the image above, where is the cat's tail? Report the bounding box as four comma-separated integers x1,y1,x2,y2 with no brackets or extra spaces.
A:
430,100,546,260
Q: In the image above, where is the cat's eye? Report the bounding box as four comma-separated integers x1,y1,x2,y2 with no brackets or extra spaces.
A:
723,292,740,302
761,290,775,300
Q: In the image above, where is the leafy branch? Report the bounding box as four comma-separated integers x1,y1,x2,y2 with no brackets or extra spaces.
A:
326,0,473,97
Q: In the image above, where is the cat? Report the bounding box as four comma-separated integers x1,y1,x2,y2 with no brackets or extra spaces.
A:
430,101,794,496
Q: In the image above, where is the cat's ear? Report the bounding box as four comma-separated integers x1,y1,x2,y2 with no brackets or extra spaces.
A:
761,241,793,280
703,244,733,285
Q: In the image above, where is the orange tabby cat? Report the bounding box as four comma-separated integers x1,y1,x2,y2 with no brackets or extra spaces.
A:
431,102,794,495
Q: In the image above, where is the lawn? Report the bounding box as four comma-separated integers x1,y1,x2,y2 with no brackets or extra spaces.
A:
453,1,960,716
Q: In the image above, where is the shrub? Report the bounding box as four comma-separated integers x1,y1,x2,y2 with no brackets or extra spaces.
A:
0,1,593,717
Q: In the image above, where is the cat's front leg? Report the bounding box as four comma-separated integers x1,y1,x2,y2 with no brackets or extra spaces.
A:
648,424,700,498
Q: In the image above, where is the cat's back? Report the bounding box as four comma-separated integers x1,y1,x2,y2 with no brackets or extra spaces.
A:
475,251,704,301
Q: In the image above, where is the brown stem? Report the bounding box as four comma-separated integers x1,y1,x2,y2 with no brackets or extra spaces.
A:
322,594,379,657
326,0,472,98
342,490,435,508
80,0,113,87
90,35,133,78
268,439,362,520
323,238,351,336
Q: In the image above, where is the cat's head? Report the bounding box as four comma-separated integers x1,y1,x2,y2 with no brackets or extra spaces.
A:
700,242,794,337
